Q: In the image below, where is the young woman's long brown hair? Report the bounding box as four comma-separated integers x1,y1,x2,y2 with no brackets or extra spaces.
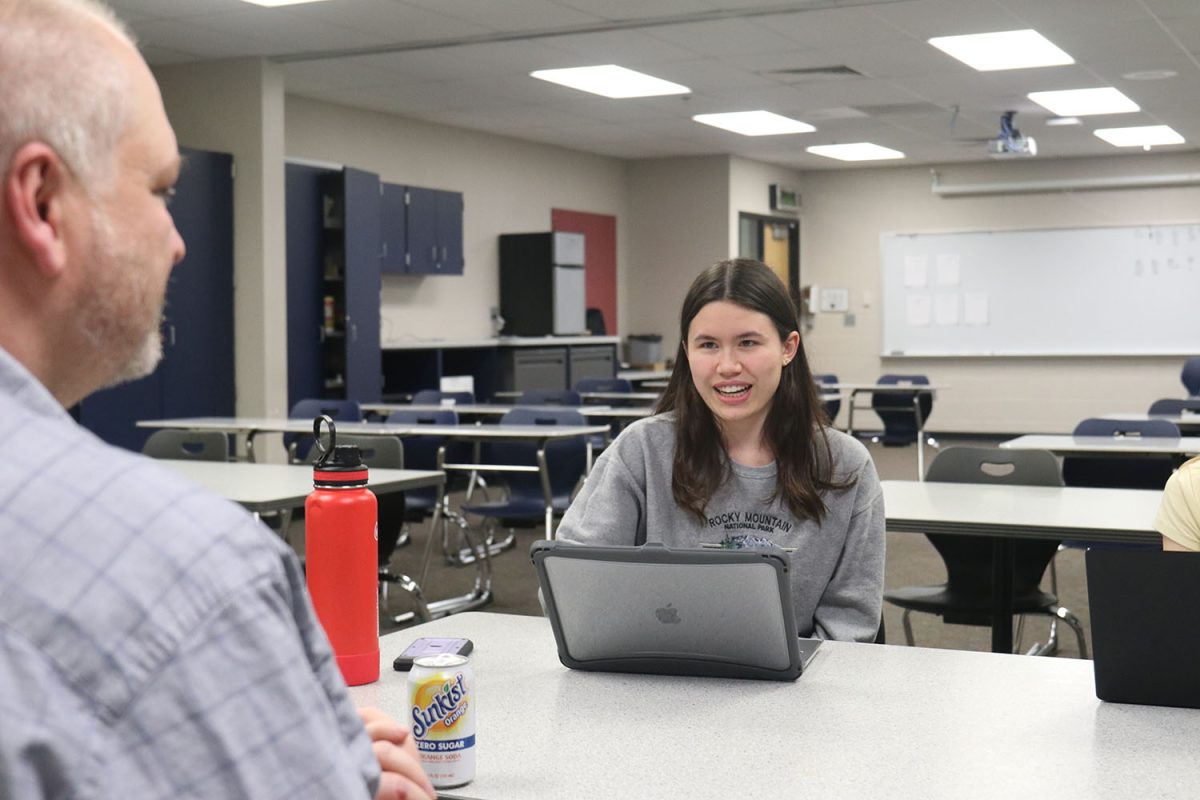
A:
656,258,849,522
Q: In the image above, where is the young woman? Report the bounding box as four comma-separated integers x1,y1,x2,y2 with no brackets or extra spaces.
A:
557,259,885,642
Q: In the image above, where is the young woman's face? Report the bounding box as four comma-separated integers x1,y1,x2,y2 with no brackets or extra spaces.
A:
686,300,800,438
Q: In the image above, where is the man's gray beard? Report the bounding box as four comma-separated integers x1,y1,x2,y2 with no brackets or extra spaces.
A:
79,205,167,391
98,327,163,389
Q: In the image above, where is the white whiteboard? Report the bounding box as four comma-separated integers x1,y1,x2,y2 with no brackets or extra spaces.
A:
880,224,1200,357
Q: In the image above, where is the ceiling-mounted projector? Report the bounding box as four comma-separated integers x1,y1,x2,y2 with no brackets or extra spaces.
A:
987,111,1037,158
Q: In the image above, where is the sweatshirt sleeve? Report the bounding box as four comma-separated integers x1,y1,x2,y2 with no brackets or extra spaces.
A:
555,433,648,546
811,448,886,642
1156,456,1200,550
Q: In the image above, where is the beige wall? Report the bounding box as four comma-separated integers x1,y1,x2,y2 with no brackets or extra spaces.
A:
728,156,803,257
797,152,1200,434
624,156,730,357
284,96,629,343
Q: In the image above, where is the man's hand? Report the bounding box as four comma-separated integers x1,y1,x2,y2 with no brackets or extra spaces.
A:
358,707,438,800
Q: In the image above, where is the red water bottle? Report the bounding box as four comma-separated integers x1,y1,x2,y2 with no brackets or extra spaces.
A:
305,415,379,685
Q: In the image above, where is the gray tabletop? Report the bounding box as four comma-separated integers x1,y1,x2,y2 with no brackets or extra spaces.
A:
882,479,1162,544
348,612,1200,800
1000,434,1200,455
157,459,444,514
138,416,609,440
362,402,656,420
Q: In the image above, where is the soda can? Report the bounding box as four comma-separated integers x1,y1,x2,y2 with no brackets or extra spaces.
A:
408,653,475,789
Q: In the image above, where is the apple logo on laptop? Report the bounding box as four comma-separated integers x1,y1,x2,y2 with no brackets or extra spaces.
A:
655,603,681,624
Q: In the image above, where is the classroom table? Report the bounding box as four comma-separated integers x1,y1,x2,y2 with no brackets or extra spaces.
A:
999,434,1200,456
137,416,610,464
156,459,458,622
347,612,1200,800
882,480,1161,654
842,382,945,479
491,390,663,402
361,402,657,421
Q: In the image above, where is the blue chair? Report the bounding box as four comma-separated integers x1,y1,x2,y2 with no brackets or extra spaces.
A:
1058,416,1181,573
870,374,933,447
883,447,1086,657
812,373,840,425
1149,398,1200,416
459,408,588,540
1063,417,1180,490
284,398,362,463
1182,357,1200,397
574,377,633,444
518,389,581,406
412,389,475,406
385,408,460,521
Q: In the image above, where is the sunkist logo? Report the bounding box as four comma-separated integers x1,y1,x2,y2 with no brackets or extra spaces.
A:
411,672,468,738
655,603,681,624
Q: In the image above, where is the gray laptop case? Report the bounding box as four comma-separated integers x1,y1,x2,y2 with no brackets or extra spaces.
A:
530,540,820,681
1086,548,1200,709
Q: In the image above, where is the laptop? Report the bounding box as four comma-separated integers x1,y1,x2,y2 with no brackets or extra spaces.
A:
530,540,821,681
1086,548,1200,709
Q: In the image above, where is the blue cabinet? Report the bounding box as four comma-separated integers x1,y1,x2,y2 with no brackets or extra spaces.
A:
341,168,382,402
78,147,235,451
380,182,408,274
286,164,382,406
406,186,464,275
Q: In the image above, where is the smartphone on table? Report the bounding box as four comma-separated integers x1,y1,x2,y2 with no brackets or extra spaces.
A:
392,637,474,671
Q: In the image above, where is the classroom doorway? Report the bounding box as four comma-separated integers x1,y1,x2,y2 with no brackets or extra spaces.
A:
738,213,799,301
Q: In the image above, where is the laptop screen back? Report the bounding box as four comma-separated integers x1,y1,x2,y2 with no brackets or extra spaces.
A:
532,541,810,681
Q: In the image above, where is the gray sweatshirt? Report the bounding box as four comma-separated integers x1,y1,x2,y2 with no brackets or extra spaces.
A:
556,414,885,642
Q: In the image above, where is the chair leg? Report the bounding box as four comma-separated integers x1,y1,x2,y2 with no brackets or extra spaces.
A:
1014,614,1026,653
1056,606,1088,659
901,609,915,646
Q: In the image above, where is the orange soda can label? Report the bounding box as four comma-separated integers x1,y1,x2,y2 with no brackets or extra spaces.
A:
408,654,475,788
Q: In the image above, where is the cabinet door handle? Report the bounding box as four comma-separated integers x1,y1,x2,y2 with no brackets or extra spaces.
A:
318,324,325,343
351,323,358,343
169,324,176,347
431,245,437,261
441,246,448,261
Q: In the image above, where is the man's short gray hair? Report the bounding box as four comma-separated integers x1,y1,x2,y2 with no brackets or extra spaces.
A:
0,0,136,191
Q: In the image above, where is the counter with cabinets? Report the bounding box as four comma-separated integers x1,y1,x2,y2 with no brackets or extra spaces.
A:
380,336,619,401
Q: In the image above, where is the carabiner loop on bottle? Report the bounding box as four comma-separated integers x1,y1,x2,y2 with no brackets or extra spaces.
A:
311,414,337,467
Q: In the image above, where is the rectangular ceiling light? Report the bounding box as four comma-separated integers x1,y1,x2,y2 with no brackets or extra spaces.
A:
1094,125,1185,147
239,0,330,6
530,65,690,98
806,142,905,161
1028,87,1139,116
692,111,815,136
928,29,1074,71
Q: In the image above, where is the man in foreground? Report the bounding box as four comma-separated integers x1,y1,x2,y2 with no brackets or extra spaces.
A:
0,2,433,798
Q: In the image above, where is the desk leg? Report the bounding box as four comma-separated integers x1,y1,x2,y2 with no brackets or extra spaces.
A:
245,431,259,463
990,537,1014,654
913,396,925,481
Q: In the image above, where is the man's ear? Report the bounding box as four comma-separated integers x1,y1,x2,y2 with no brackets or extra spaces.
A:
4,142,74,277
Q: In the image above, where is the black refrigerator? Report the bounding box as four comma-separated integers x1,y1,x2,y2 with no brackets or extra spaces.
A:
499,232,586,336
